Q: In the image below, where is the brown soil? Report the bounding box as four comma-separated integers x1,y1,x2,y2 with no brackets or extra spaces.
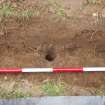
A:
0,0,105,97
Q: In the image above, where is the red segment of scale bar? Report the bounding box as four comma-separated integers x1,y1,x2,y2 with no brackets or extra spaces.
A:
53,68,83,72
0,69,22,73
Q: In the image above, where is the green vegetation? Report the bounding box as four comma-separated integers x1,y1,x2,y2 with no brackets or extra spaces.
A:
0,3,39,19
56,8,65,17
17,9,35,19
42,79,64,95
0,3,14,17
87,0,98,4
11,90,31,98
0,88,31,99
48,0,66,17
95,88,105,95
86,0,104,5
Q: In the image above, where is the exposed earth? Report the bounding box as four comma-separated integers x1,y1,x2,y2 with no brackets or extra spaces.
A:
0,0,105,97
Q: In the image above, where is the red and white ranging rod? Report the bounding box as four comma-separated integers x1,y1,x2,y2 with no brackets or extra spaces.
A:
0,67,105,73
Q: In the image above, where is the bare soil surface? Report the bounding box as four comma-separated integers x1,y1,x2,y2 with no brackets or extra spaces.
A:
0,0,105,97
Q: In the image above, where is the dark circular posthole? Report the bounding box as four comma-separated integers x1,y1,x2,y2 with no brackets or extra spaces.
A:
45,50,56,62
45,54,54,61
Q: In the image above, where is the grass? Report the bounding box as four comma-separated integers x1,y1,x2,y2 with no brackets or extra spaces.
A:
95,88,105,95
0,80,32,99
48,0,66,17
86,0,104,5
87,0,98,4
0,3,39,19
82,0,104,10
17,9,35,20
56,8,65,17
0,3,14,17
17,8,40,19
42,79,65,96
0,88,31,99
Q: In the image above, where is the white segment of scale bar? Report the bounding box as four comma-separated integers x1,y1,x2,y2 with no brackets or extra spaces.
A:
83,67,105,71
22,68,53,72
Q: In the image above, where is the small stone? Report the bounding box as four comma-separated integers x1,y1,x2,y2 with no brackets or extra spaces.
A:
92,13,98,17
4,76,7,80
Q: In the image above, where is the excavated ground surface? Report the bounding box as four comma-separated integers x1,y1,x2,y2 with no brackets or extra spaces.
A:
0,0,105,97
